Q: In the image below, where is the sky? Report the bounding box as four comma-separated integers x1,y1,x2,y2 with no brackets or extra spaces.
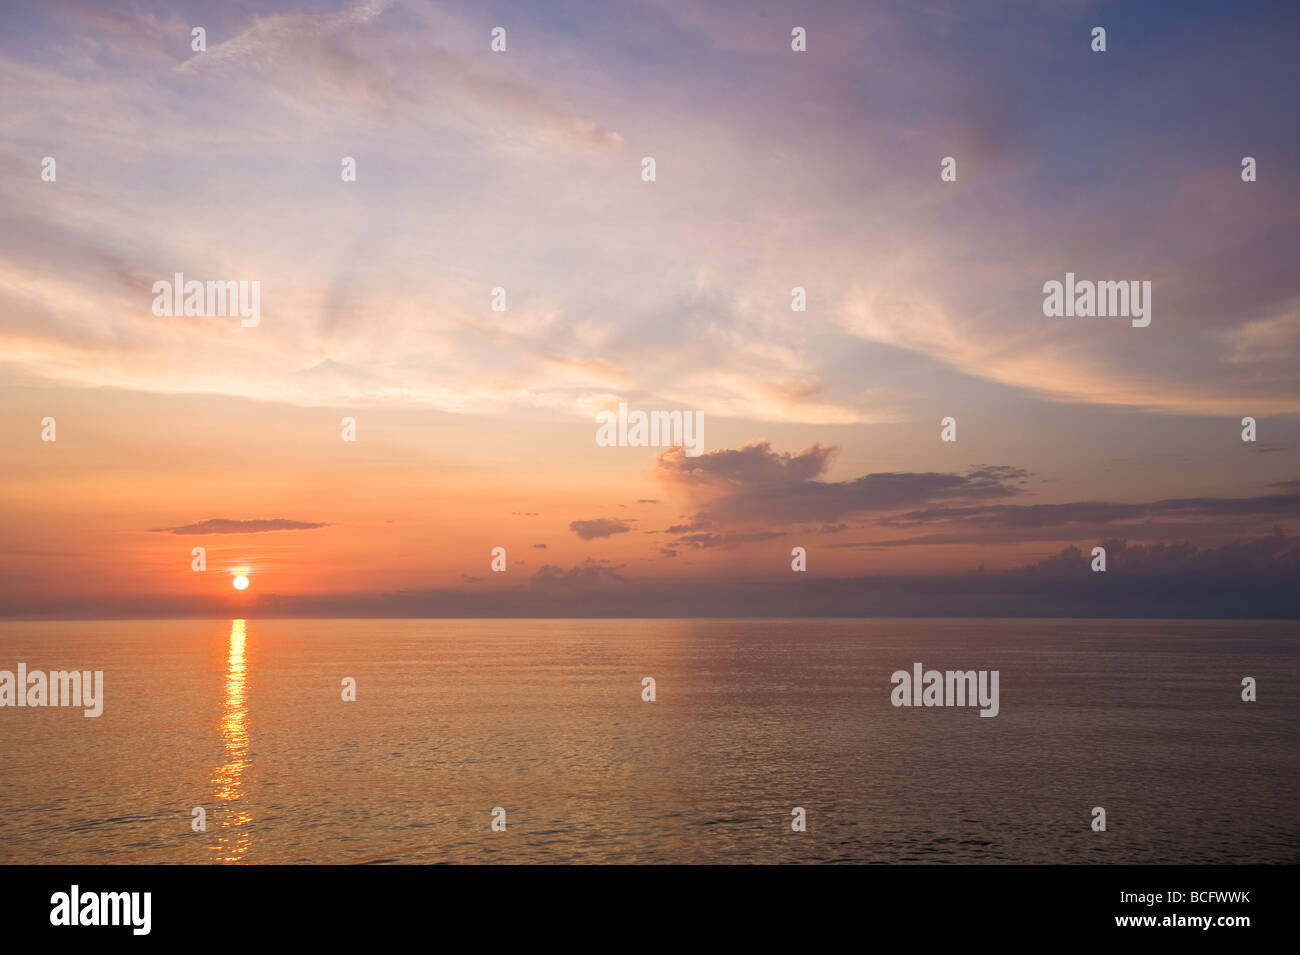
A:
1,0,1298,618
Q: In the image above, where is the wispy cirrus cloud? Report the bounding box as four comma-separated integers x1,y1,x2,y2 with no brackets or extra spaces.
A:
8,0,1293,428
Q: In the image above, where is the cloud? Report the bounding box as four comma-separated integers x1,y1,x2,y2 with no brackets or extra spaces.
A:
886,488,1300,529
530,563,626,589
658,441,836,489
151,518,330,535
668,530,785,551
569,518,633,540
2,0,1298,430
657,442,1030,524
1009,533,1300,580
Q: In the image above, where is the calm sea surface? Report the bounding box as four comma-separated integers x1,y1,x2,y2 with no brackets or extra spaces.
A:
1,618,1296,864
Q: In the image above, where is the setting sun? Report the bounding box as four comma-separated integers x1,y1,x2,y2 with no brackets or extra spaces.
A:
232,575,249,591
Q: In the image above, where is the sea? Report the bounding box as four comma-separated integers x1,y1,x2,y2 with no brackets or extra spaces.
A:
1,618,1296,864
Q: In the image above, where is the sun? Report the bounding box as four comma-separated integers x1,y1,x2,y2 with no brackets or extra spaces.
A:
232,575,249,591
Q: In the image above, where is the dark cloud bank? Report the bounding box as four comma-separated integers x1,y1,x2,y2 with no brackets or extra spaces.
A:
9,534,1298,620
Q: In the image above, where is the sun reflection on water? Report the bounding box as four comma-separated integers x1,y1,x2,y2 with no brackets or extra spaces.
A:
210,618,252,862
